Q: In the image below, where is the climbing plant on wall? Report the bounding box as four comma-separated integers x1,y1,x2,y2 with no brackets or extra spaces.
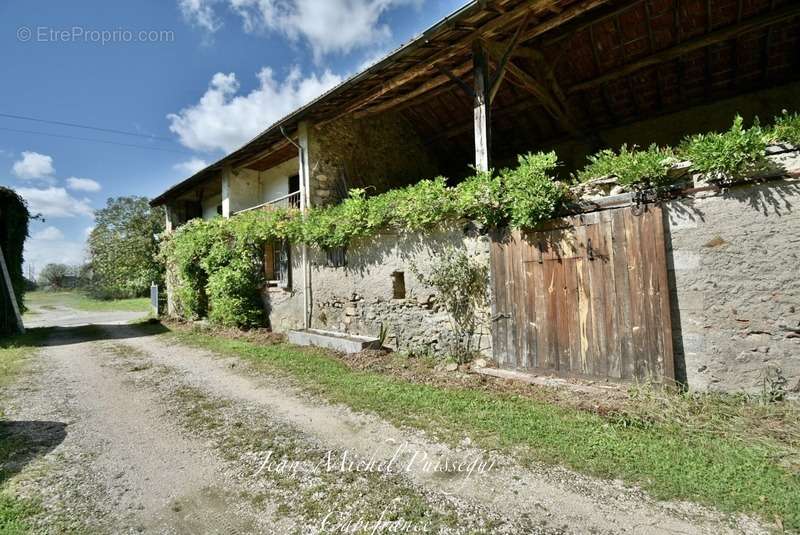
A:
161,112,800,329
0,187,30,333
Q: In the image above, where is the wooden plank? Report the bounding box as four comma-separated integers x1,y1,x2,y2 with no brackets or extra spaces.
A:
585,222,608,378
574,222,593,376
639,205,673,382
598,211,620,379
651,205,677,381
543,253,560,370
610,208,634,380
509,230,525,369
553,250,571,374
623,208,648,380
531,238,549,370
490,238,509,366
563,257,581,376
629,207,658,381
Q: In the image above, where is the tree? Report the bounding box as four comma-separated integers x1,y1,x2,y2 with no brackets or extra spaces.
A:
38,263,70,290
88,197,164,299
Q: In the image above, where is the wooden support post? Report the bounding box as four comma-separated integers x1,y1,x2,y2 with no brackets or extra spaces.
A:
473,41,491,173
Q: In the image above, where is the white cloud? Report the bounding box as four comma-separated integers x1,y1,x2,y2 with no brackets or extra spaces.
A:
84,226,95,238
32,226,65,241
179,0,222,33
173,158,209,175
12,151,55,181
168,67,342,152
181,0,419,59
66,177,102,192
16,187,94,218
25,237,87,272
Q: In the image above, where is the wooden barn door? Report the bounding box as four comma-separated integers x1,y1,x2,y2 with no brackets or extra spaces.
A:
490,205,675,383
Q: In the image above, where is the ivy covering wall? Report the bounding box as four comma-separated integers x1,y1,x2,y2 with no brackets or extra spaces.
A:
160,112,800,329
0,187,30,333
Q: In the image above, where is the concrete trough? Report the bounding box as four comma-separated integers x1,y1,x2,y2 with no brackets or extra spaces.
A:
288,328,382,354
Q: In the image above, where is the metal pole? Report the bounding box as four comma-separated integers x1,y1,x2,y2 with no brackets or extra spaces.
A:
281,124,312,330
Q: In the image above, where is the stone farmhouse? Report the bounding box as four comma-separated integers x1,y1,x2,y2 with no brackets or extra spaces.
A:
152,0,800,393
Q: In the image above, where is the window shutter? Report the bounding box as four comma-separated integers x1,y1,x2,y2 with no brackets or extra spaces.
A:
278,240,291,290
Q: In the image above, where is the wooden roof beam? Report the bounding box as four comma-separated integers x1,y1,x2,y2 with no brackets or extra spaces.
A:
569,2,800,94
334,0,605,120
231,138,294,172
488,12,531,104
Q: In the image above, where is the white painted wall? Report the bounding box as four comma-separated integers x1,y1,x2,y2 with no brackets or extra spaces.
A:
228,168,260,214
259,157,299,204
220,158,300,217
202,193,221,219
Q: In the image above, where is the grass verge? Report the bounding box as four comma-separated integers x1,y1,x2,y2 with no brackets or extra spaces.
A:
0,330,49,535
0,493,38,535
160,325,799,532
23,291,150,314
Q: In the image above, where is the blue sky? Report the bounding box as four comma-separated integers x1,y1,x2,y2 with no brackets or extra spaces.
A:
0,0,467,275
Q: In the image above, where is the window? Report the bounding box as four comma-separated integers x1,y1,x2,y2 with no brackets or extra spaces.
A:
264,241,291,289
392,271,406,299
325,246,347,268
288,174,300,209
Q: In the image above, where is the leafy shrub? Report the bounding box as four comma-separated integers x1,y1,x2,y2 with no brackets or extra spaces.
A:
411,248,488,361
453,170,505,228
502,152,567,228
206,260,263,328
0,187,30,324
769,110,800,146
681,115,768,178
577,144,677,188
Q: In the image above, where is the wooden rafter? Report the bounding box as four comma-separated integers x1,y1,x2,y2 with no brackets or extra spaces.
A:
483,42,581,136
488,12,531,104
232,138,293,172
437,64,475,99
331,0,612,121
568,2,800,94
355,63,472,118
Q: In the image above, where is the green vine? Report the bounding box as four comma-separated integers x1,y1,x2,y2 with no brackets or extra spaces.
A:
162,111,799,328
161,152,567,327
0,187,30,330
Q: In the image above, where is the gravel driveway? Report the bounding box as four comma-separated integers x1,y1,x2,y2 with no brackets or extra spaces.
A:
0,306,768,534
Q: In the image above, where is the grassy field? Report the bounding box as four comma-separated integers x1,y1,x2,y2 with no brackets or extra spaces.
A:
23,291,150,314
161,325,800,532
0,330,49,534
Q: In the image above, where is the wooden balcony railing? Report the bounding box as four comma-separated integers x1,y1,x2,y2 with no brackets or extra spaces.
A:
235,191,301,215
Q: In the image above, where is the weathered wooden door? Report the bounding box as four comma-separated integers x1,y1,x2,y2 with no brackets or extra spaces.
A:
490,204,675,383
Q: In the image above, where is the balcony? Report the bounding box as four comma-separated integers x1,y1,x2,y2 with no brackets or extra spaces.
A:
235,191,301,215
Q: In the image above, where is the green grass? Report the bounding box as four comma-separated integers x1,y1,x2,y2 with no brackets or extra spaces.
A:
0,494,38,535
23,291,150,314
0,330,48,389
0,330,49,534
161,327,800,531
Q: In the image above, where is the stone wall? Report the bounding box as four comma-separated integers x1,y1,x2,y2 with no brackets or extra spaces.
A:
307,112,440,207
264,225,493,356
664,170,800,393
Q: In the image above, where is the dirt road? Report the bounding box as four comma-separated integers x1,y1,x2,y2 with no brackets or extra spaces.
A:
1,305,767,534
